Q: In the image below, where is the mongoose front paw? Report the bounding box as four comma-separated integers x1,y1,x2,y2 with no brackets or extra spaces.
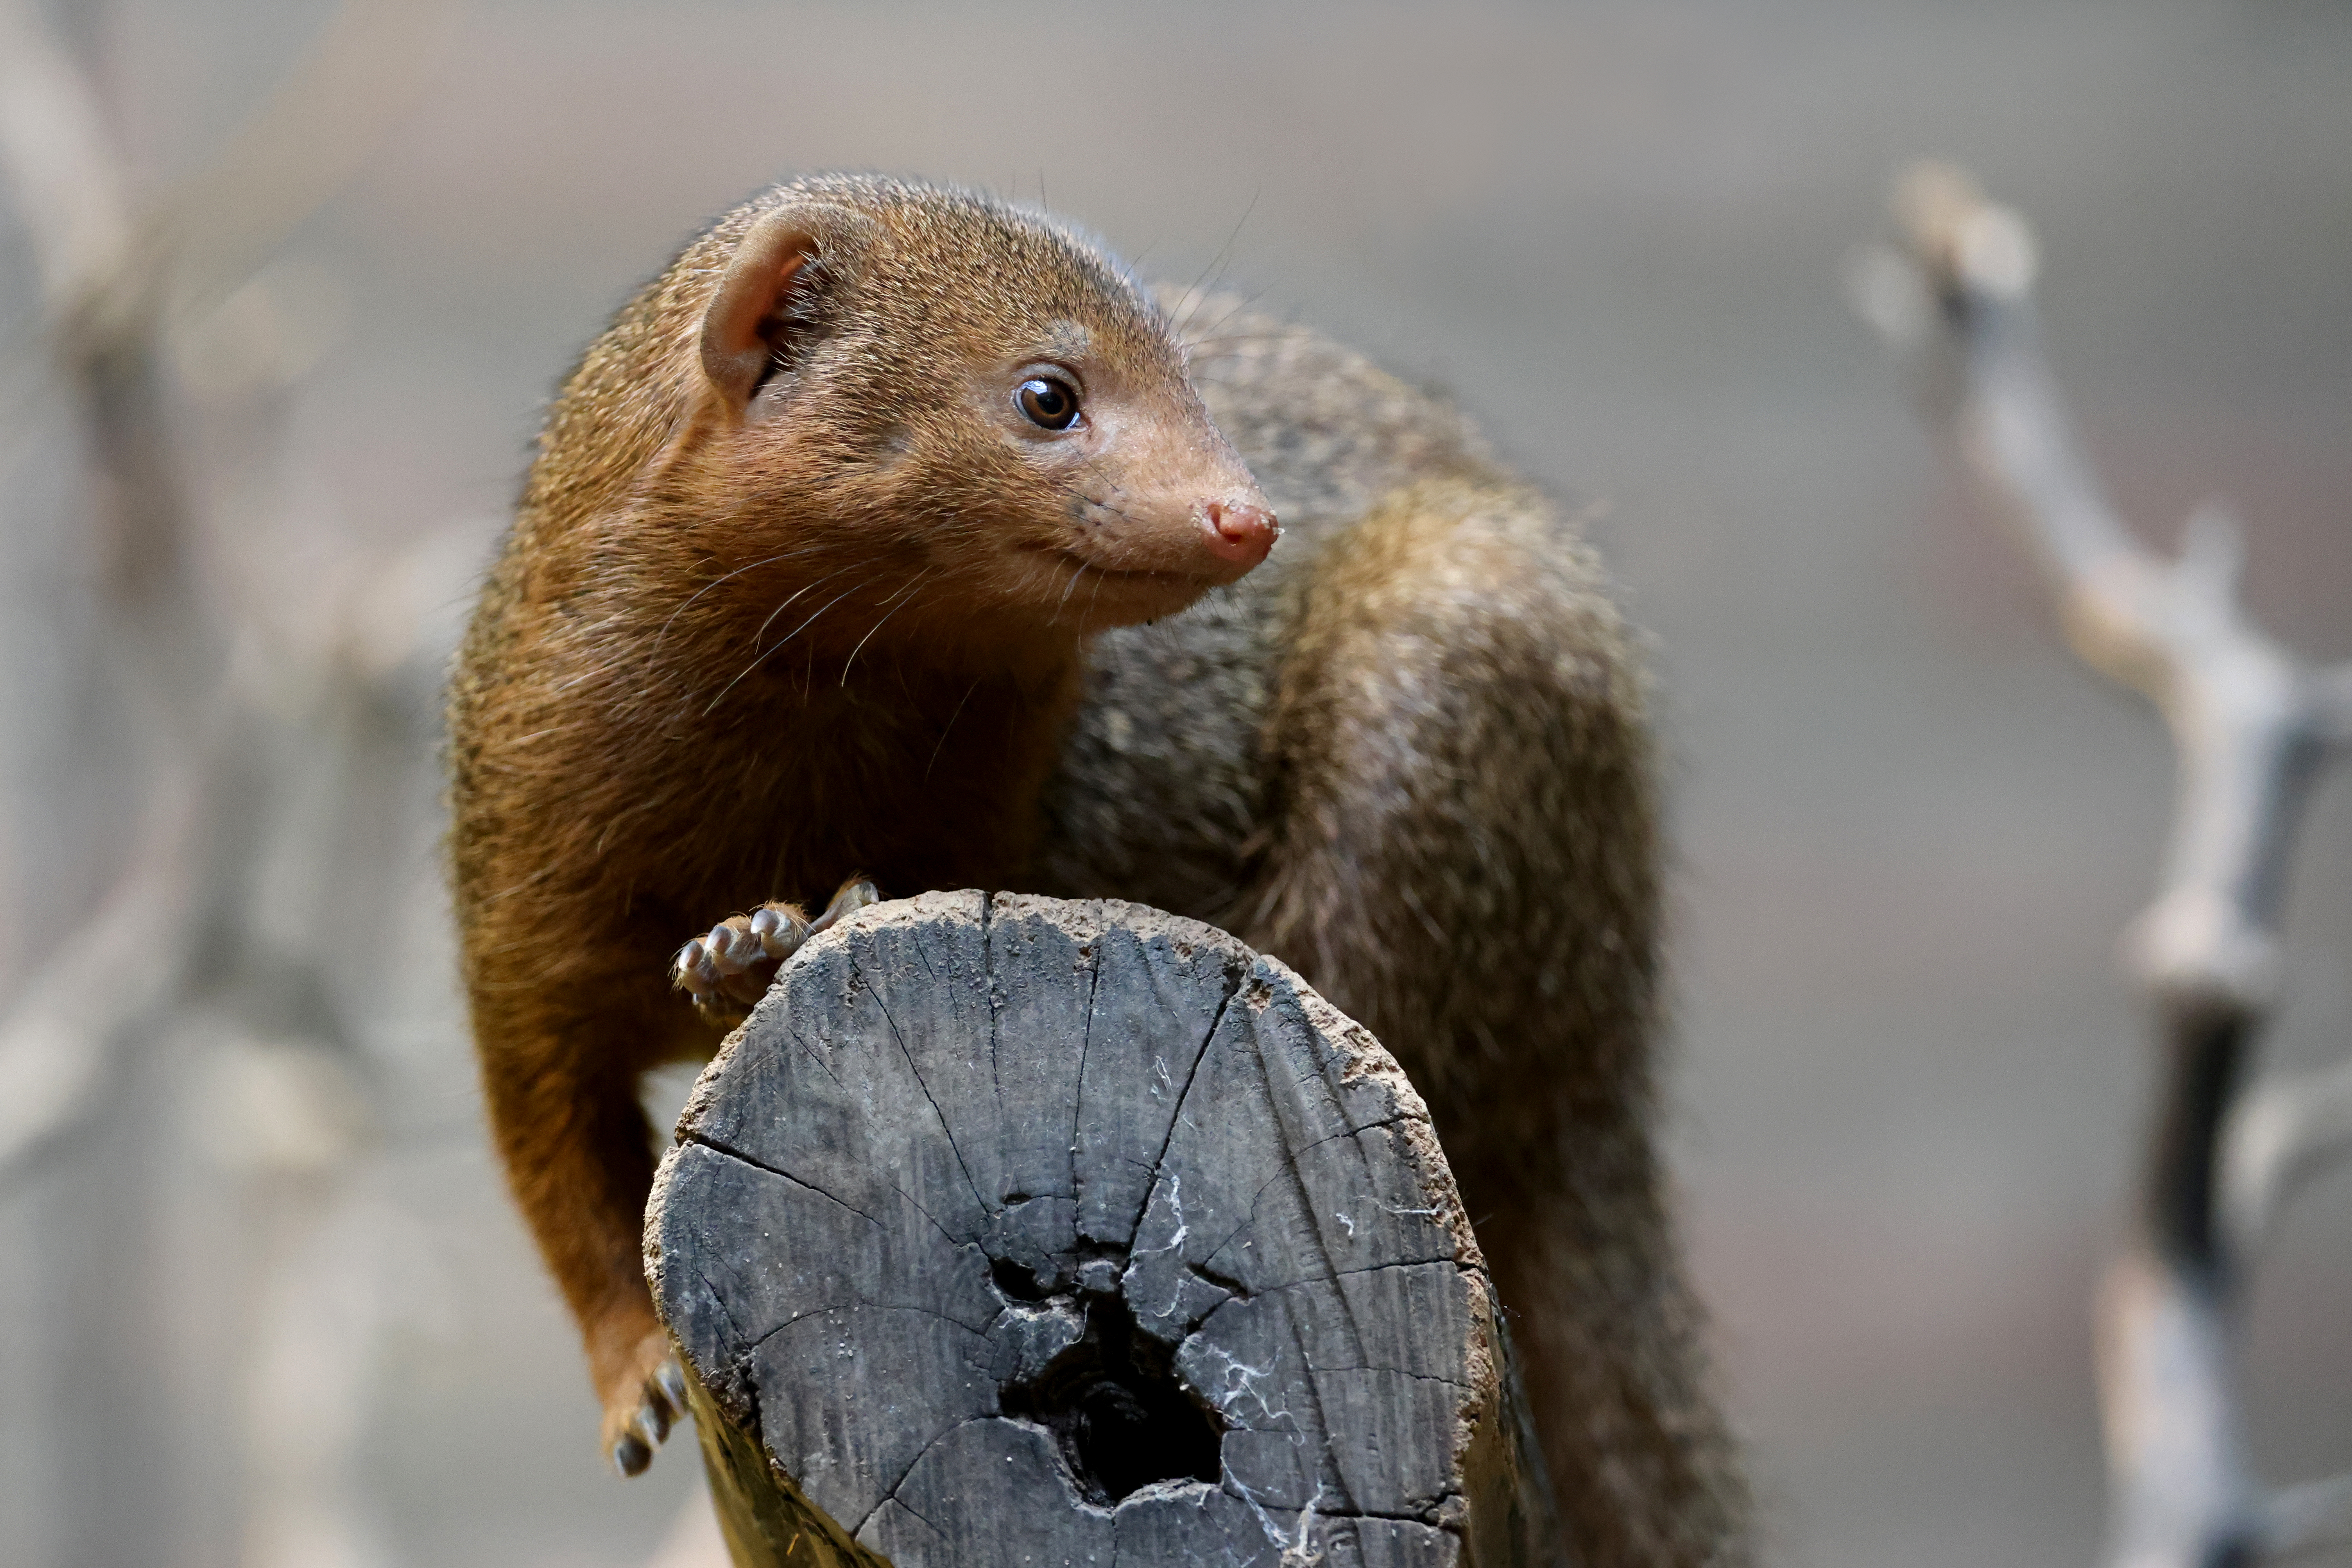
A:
603,1330,690,1478
672,901,810,1025
670,877,881,1025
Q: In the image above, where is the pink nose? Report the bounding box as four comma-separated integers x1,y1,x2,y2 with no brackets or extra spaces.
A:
1202,499,1281,566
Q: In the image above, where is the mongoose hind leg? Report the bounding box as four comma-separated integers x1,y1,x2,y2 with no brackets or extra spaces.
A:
671,877,881,1024
1240,478,1749,1567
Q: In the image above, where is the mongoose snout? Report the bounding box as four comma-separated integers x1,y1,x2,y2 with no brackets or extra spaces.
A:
1199,497,1281,564
1043,488,1279,593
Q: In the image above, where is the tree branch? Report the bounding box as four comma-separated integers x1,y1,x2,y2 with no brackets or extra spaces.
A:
1855,162,2349,1568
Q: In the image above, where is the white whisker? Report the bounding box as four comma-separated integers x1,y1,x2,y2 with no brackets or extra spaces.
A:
840,567,935,685
702,575,877,716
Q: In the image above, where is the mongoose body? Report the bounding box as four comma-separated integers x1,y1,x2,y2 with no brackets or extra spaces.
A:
448,175,1748,1567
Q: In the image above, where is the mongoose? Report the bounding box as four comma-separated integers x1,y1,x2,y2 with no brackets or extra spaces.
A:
447,174,1750,1567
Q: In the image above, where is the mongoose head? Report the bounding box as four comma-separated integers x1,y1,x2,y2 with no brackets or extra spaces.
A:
669,177,1277,646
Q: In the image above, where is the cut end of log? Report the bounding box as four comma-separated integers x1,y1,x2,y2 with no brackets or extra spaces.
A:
647,891,1559,1567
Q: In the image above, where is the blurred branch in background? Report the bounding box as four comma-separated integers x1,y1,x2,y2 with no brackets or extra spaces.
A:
0,1,463,1564
0,0,454,1198
1853,164,2352,1568
0,0,204,1183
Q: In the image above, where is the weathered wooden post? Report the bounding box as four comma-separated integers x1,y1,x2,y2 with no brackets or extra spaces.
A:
647,891,1561,1567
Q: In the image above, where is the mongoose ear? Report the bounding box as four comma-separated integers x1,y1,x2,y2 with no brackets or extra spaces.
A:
699,203,867,411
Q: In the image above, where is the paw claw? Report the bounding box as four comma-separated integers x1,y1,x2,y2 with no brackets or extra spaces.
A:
707,925,751,977
658,1358,689,1414
670,940,726,1016
808,876,882,935
756,907,809,959
612,1431,653,1478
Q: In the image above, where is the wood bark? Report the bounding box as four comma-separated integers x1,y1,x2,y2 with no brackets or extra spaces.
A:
647,891,1561,1567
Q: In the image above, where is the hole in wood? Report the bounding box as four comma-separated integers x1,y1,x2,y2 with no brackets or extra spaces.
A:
990,1256,1054,1303
998,1287,1225,1504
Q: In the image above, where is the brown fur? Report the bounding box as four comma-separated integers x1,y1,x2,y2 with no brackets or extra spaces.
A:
448,175,1749,1565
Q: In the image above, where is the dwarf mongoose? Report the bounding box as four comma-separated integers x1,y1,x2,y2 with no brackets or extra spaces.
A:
447,174,1748,1567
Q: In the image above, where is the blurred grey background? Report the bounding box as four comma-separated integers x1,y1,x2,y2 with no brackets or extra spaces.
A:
0,2,2345,1565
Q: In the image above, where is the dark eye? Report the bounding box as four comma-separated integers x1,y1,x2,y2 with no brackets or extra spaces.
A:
1016,376,1082,431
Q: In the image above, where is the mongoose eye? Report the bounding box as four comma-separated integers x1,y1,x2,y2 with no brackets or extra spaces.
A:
1016,376,1082,431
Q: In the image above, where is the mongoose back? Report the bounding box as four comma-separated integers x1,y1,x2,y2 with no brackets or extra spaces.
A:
447,174,1750,1568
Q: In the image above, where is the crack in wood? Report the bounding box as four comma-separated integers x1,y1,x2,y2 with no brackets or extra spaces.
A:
684,1132,889,1231
1125,970,1242,1245
861,964,990,1219
1059,920,1102,1243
